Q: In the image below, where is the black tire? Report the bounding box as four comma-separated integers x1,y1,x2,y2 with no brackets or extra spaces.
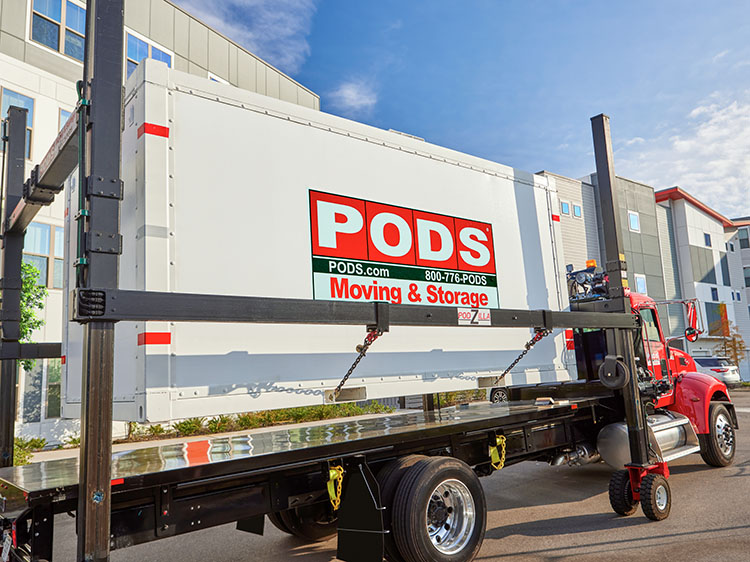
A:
640,473,671,521
490,388,509,403
393,457,486,562
699,403,736,467
377,455,427,562
608,469,638,516
278,502,337,542
266,510,293,535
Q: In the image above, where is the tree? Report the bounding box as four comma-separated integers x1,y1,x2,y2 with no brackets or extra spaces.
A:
712,320,747,367
19,261,48,372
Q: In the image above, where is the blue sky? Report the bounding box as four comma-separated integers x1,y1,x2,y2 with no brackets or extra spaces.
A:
175,1,750,218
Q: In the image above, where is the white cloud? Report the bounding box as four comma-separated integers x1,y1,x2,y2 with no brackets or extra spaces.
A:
327,79,378,117
172,0,317,74
617,93,750,218
623,137,645,146
712,49,730,63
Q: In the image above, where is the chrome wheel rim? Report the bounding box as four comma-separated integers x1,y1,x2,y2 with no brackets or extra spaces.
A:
426,479,476,554
491,390,508,403
715,413,734,456
655,484,668,511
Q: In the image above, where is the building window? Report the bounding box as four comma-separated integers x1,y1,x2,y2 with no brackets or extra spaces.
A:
710,287,719,301
30,0,86,62
46,359,62,418
1,88,34,158
704,233,711,247
628,211,640,232
573,204,582,218
737,292,741,302
729,241,735,252
126,32,172,78
634,274,647,295
560,201,570,215
740,228,750,249
59,108,72,131
23,222,64,289
745,266,750,288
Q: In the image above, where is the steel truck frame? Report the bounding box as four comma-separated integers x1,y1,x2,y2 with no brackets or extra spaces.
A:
0,1,736,561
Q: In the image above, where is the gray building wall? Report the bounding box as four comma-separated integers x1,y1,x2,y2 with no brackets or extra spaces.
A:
0,0,319,109
539,171,602,270
656,201,685,336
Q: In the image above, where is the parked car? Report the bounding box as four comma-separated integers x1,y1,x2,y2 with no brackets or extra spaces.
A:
694,356,741,385
488,387,509,403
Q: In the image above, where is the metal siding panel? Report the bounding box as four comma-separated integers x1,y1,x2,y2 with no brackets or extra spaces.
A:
298,88,316,109
148,0,174,50
266,65,280,99
228,44,238,84
125,0,151,37
188,17,208,69
173,6,189,58
0,29,24,61
23,41,80,82
187,60,206,78
549,174,600,271
174,53,188,72
237,50,257,91
1,0,25,39
279,75,297,103
640,234,661,256
208,30,229,80
255,59,266,94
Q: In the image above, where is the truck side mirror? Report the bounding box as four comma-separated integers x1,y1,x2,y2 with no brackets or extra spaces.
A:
685,327,699,342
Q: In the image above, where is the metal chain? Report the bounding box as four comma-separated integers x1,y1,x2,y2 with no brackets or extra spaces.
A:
493,329,553,384
334,329,383,398
327,465,345,510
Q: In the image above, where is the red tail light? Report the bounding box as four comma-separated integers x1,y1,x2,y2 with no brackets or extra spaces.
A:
711,368,728,373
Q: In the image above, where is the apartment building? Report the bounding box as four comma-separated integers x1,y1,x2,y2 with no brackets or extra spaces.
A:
0,0,319,443
541,169,750,380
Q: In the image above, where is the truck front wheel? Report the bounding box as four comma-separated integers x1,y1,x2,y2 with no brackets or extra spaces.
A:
699,403,736,467
392,457,486,562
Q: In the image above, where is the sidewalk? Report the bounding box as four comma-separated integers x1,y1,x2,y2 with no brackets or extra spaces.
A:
31,408,417,463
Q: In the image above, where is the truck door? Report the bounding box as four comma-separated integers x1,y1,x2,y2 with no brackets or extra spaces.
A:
639,307,669,382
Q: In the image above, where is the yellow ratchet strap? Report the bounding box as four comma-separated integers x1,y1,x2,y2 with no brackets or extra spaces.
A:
327,465,345,510
490,435,507,470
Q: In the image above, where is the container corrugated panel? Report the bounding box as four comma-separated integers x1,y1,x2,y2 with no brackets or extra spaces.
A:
62,60,575,422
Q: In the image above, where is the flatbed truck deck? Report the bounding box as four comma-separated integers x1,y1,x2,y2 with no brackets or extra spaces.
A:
0,390,617,559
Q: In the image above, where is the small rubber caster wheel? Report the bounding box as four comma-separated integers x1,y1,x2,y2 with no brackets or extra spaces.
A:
640,473,671,521
608,469,638,516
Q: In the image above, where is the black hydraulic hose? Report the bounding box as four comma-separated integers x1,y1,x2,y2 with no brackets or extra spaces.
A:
0,119,6,238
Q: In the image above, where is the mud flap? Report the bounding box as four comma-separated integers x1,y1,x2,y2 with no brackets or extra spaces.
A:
336,456,385,562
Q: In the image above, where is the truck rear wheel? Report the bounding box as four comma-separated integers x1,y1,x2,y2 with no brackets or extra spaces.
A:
266,510,293,535
640,473,671,521
278,502,337,542
608,469,638,516
377,455,427,561
392,457,486,562
699,403,736,467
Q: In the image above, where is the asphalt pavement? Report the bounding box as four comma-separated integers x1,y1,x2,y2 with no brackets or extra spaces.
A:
50,391,750,561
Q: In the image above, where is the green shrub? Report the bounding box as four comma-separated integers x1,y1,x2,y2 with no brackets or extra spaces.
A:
236,413,261,430
65,434,81,447
172,417,206,436
12,436,47,466
207,414,235,434
147,424,166,437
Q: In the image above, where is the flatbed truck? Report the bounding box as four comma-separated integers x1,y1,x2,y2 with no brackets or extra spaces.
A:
0,2,738,561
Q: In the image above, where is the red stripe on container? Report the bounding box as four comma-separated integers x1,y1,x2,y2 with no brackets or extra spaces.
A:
137,123,170,139
551,214,561,222
61,355,66,364
111,478,124,486
570,404,578,410
137,332,171,346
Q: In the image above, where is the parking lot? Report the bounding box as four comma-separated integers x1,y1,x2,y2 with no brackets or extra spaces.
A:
50,391,750,561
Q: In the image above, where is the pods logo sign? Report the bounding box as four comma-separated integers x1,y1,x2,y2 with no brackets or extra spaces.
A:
309,190,499,308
